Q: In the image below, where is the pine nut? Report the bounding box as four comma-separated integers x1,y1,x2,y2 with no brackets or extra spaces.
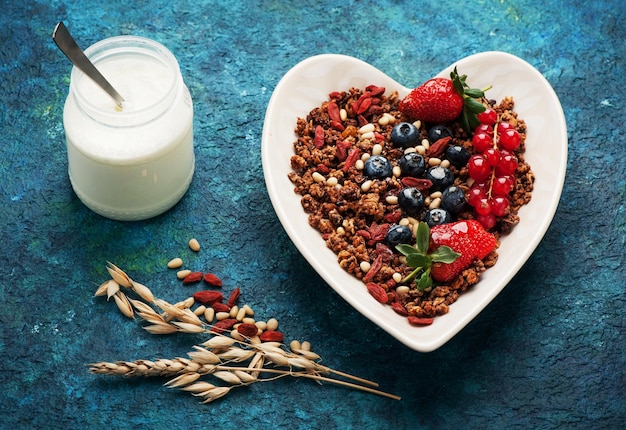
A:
242,317,256,325
194,305,206,316
360,261,371,273
312,172,325,183
358,123,375,134
229,305,239,318
428,157,442,166
340,108,347,121
429,197,442,209
188,238,201,252
392,272,403,283
416,145,426,155
392,166,401,177
177,269,191,280
216,312,230,321
266,318,279,331
430,191,442,199
361,180,373,192
355,159,364,170
326,176,338,187
421,138,430,149
372,144,383,155
236,307,247,321
167,258,183,269
396,285,410,295
204,307,215,323
386,195,398,205
441,159,451,168
360,131,375,140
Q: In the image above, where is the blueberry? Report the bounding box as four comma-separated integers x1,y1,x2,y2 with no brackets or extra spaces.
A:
390,122,420,147
399,152,426,177
428,125,452,143
423,208,452,227
425,166,454,191
445,145,471,168
385,224,413,247
398,187,424,214
441,185,466,214
363,155,392,179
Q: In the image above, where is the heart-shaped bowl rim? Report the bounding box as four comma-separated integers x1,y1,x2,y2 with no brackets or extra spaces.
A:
262,52,567,351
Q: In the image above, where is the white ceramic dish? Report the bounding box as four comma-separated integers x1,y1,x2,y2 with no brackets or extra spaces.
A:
261,52,567,352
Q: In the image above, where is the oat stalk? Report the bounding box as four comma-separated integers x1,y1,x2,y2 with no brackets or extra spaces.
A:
90,263,401,402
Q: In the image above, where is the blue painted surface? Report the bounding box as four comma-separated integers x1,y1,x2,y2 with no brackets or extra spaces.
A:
1,1,624,429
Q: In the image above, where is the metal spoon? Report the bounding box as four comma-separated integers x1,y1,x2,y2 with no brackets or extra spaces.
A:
52,22,125,107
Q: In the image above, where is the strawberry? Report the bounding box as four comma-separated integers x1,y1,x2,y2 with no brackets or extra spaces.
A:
429,220,497,283
399,77,463,123
399,67,491,133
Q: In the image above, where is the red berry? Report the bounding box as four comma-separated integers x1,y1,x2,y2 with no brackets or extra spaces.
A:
467,155,491,182
467,186,486,207
495,152,518,176
398,78,463,123
490,196,510,217
477,107,497,125
474,124,494,136
475,197,492,216
476,213,497,230
491,176,514,196
498,128,521,151
497,121,514,135
484,148,501,167
472,132,493,153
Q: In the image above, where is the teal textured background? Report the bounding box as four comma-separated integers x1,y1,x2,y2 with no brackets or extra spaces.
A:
0,1,624,429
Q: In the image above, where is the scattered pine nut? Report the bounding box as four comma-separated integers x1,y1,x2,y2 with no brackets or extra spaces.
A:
188,238,201,252
266,318,279,331
177,269,192,280
215,312,230,321
204,307,215,323
167,258,183,269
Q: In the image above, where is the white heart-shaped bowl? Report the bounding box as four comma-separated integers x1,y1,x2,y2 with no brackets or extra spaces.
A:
261,52,567,352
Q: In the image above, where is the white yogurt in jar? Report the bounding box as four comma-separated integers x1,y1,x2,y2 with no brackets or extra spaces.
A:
63,36,194,221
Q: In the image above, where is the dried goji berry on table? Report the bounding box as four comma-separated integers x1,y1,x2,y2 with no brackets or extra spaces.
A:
212,302,230,313
237,323,259,338
182,271,203,284
203,273,223,287
226,287,241,308
210,318,238,334
408,316,434,326
259,330,284,342
193,290,224,305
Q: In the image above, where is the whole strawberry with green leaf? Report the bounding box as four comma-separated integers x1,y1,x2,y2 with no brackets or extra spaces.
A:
398,67,491,133
396,220,497,286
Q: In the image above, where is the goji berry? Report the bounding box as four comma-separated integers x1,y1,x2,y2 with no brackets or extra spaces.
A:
226,287,240,308
331,120,345,131
328,91,342,99
210,318,238,334
237,323,259,338
203,273,223,287
182,271,203,284
355,97,372,115
401,177,433,191
259,330,284,342
335,140,352,161
363,255,384,282
212,302,230,313
343,148,360,172
391,302,408,316
193,290,224,305
365,85,385,97
408,316,434,326
317,163,330,174
314,125,325,148
427,136,451,158
327,101,341,123
366,282,388,304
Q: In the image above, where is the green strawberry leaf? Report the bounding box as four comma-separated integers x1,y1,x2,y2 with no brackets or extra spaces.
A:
430,246,461,263
450,66,492,135
417,269,433,291
406,253,432,268
465,97,487,114
395,243,418,256
416,221,430,254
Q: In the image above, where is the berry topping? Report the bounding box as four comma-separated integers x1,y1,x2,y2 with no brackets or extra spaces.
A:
445,145,471,168
398,187,425,214
441,185,466,214
423,208,452,227
398,68,491,133
429,220,497,282
390,122,420,147
385,224,413,247
363,155,392,179
398,152,426,177
428,125,453,143
424,166,454,191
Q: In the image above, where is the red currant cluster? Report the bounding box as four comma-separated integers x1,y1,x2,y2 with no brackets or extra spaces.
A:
465,107,521,229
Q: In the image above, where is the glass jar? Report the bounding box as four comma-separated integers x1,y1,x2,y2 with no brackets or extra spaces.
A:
63,35,194,221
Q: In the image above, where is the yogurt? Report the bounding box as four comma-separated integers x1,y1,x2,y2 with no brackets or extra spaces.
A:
63,36,194,221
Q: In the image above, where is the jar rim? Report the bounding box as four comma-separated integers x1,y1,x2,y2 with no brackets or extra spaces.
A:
70,35,181,127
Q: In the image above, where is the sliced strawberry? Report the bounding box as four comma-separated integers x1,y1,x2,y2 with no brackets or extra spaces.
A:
429,220,497,283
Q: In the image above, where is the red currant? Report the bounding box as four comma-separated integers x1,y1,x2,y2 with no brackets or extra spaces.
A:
472,132,493,153
498,128,521,151
467,155,492,182
491,176,514,196
497,121,514,135
495,152,518,176
467,186,486,207
477,107,497,126
476,213,497,230
490,196,510,217
475,124,494,136
475,197,492,216
483,148,501,167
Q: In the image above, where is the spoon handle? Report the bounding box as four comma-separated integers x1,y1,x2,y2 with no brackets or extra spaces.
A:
53,22,125,107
